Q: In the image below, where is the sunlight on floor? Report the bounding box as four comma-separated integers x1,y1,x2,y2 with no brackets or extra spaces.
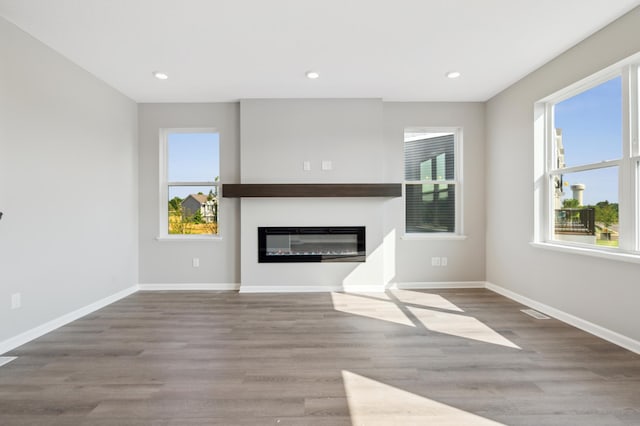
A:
389,289,464,312
407,306,521,349
331,290,520,349
0,357,17,367
342,370,505,425
331,292,415,327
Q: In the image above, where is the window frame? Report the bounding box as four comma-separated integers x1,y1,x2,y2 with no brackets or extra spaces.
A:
158,128,222,241
402,127,464,239
534,56,640,259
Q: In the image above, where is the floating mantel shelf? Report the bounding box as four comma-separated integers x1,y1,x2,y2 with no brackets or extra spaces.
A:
222,183,402,198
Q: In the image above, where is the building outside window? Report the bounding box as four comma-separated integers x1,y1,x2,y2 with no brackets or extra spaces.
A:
551,76,622,247
159,129,220,237
536,57,640,255
404,128,462,235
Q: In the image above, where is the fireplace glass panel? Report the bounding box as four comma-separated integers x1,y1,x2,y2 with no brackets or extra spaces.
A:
258,227,365,263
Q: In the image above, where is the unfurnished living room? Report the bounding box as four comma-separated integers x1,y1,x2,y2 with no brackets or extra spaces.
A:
2,1,640,425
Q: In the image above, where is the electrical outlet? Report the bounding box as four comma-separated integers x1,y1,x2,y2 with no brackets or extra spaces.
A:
192,258,200,268
431,257,441,267
11,293,21,309
303,160,311,171
441,257,448,267
321,160,332,171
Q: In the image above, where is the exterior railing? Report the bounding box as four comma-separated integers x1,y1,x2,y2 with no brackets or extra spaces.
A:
554,208,595,235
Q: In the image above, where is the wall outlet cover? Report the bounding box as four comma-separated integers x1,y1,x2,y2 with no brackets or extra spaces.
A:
11,293,21,309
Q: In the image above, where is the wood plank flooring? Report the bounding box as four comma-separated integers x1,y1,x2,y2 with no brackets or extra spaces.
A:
1,289,639,425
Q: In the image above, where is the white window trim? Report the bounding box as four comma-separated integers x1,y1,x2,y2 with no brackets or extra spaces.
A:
402,127,465,239
533,54,640,260
158,128,222,241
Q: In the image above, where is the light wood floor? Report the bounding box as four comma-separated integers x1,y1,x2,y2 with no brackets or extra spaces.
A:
1,289,639,425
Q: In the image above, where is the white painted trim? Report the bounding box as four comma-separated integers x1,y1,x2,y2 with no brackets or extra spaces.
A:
155,235,223,242
240,282,486,293
486,282,640,355
0,285,138,356
530,241,640,264
138,283,239,291
400,234,468,241
158,127,221,239
536,55,640,255
402,127,464,236
341,286,390,293
392,281,486,289
548,159,620,175
537,63,626,104
240,285,345,293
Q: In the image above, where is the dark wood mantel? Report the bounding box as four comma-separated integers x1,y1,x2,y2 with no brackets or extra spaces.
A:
222,183,402,198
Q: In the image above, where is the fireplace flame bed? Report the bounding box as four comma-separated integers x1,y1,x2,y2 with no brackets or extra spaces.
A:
258,227,366,263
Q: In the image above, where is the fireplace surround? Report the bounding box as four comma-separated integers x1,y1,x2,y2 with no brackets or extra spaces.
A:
258,226,366,263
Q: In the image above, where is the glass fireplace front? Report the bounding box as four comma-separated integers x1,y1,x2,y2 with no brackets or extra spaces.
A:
258,227,366,263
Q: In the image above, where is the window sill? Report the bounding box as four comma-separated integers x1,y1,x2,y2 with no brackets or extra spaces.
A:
530,241,640,264
156,235,223,242
401,234,468,241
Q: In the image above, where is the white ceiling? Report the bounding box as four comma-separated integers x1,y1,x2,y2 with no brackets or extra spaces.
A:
1,0,639,103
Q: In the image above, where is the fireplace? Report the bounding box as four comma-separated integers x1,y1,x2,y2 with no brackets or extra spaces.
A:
258,226,366,263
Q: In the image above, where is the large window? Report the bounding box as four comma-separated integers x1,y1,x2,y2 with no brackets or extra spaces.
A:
160,129,220,237
404,129,461,235
536,59,640,256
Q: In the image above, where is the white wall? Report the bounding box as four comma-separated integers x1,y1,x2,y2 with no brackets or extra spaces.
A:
239,99,388,290
137,103,240,285
238,99,486,290
486,7,640,341
0,17,138,343
241,99,386,184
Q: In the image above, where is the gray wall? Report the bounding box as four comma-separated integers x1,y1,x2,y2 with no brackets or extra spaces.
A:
384,102,486,283
137,103,240,284
236,99,486,289
485,8,640,341
3,3,637,351
0,17,138,342
137,99,486,288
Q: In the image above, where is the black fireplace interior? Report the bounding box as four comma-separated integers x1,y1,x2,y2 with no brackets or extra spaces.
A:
258,226,366,263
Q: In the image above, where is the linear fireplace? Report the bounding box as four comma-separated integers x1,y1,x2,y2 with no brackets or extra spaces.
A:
258,226,366,263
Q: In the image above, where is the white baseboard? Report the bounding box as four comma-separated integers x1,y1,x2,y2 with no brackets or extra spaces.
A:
138,283,239,291
240,285,344,293
486,282,640,355
9,281,635,357
240,284,389,293
0,285,138,356
392,281,486,289
239,282,486,293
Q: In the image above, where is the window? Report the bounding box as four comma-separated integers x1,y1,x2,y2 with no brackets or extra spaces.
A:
404,128,462,235
160,129,220,238
536,58,640,256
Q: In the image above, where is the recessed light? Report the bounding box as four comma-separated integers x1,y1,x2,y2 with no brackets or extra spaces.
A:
153,71,169,80
446,71,461,79
306,71,320,79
